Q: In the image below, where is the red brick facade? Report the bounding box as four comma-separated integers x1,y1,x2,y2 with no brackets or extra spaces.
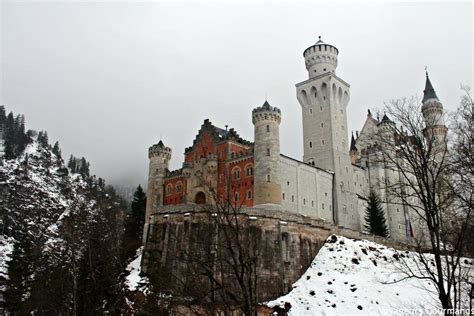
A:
163,119,254,207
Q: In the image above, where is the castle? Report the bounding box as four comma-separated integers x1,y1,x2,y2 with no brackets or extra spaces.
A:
144,37,447,243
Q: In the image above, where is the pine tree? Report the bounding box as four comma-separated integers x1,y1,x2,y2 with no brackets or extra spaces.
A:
37,130,49,148
68,155,76,173
0,105,5,126
364,190,390,238
4,232,37,314
123,185,147,258
130,185,147,240
4,112,15,159
52,141,61,158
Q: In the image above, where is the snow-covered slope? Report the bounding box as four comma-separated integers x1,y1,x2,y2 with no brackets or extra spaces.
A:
268,235,473,315
125,247,148,292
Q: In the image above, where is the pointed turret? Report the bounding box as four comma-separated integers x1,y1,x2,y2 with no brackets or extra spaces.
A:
350,132,356,151
422,72,439,103
420,71,447,162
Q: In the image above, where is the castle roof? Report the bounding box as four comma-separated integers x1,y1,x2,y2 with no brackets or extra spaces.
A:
350,133,357,151
422,72,439,103
378,114,394,126
184,119,253,153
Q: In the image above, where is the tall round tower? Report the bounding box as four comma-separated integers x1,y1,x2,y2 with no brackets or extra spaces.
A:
145,140,172,223
303,36,339,79
252,101,282,208
421,72,448,161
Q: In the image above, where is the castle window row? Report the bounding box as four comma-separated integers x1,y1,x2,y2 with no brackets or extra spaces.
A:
165,182,184,196
231,165,253,180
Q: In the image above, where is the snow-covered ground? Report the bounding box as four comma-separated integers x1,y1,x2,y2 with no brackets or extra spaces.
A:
125,247,148,292
268,235,473,315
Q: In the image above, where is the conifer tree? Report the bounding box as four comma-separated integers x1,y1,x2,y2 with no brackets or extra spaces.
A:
4,113,15,159
130,185,147,240
364,190,390,238
0,105,5,126
52,141,61,158
68,155,76,173
4,232,36,314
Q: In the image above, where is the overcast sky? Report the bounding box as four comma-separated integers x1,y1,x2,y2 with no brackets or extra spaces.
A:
1,1,472,187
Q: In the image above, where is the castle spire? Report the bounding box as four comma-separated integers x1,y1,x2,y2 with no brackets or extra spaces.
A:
422,70,439,103
350,132,356,151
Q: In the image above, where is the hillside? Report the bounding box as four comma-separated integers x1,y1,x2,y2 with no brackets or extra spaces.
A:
0,126,133,313
267,235,473,315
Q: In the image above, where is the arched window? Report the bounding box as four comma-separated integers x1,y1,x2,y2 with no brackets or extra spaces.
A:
266,148,270,156
166,184,173,196
232,167,241,180
266,174,271,182
309,141,312,148
234,192,239,202
246,190,252,199
245,164,253,176
176,181,182,193
266,125,270,132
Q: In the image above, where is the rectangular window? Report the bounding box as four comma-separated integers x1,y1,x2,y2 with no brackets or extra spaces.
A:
267,148,270,156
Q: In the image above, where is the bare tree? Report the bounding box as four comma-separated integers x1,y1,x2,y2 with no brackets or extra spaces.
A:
371,90,473,311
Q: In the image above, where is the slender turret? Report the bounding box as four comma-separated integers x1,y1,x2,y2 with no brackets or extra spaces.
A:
252,101,282,208
145,140,172,223
421,72,447,161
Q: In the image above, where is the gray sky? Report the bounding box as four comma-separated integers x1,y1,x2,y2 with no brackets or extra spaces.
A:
1,1,472,187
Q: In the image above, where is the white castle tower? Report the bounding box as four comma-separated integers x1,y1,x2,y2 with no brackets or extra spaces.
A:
421,72,448,162
252,101,282,208
296,37,359,229
145,140,172,223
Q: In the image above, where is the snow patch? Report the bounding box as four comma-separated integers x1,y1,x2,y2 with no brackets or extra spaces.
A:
267,235,473,315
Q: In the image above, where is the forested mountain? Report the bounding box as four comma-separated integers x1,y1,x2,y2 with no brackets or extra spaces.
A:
0,105,144,314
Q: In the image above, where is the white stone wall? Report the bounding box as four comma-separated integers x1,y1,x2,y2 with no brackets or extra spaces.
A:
280,155,333,222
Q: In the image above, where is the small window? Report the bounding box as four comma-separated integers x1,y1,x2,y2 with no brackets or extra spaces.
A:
166,184,173,196
246,166,253,176
323,68,327,71
309,108,313,114
234,192,239,201
266,125,270,132
233,168,241,180
321,123,324,128
267,174,271,182
246,190,252,199
322,140,325,145
287,181,290,186
176,183,182,193
320,106,323,111
312,200,314,207
292,195,295,202
303,198,306,205
322,203,325,210
267,148,270,156
309,141,312,148
323,96,326,100
325,192,328,196
282,193,285,200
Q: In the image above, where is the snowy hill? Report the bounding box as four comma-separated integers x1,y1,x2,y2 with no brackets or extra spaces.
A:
267,235,473,315
0,132,128,313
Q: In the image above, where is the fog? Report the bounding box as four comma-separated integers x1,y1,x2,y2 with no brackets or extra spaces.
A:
1,1,472,187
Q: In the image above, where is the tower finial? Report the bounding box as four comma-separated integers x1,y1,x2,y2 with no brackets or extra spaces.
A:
319,35,321,40
425,66,428,77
